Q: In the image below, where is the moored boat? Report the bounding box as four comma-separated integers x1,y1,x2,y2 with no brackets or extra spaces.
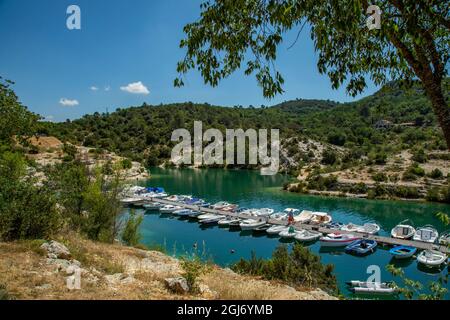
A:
200,216,223,225
389,245,417,259
239,219,266,231
218,217,241,226
391,220,415,239
417,250,447,267
211,201,231,210
270,212,287,222
310,212,332,225
266,225,288,235
120,197,142,205
439,231,450,245
160,205,181,213
294,210,314,223
253,224,271,233
320,233,360,247
279,226,298,239
294,229,322,242
346,281,397,295
413,225,439,243
143,203,162,210
345,239,377,256
173,208,193,216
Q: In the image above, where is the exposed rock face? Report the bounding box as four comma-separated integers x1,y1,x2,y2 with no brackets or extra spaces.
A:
40,241,71,260
165,277,189,294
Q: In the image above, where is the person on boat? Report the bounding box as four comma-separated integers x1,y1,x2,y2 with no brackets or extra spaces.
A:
360,240,367,249
288,213,294,225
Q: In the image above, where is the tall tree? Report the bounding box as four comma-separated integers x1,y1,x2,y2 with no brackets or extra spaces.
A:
175,0,450,148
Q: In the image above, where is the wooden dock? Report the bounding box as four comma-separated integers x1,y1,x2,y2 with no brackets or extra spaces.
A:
141,198,450,254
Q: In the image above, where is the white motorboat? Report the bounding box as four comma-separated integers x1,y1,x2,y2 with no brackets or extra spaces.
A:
222,204,238,212
256,208,275,217
391,220,415,239
239,219,267,231
173,208,193,216
413,225,439,243
294,229,322,242
197,213,220,220
279,226,298,238
160,205,181,213
439,231,450,245
120,197,142,205
319,233,360,247
417,250,447,267
211,202,231,210
341,223,361,233
310,212,332,225
266,225,289,235
218,217,241,226
360,223,380,235
294,210,314,223
346,281,397,295
143,203,162,210
200,215,223,225
165,195,181,202
270,212,287,221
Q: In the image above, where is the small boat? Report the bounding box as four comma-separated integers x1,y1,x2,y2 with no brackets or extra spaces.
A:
360,223,381,235
143,203,162,210
270,212,288,222
326,222,344,230
294,229,322,242
160,205,181,213
345,239,377,256
188,211,202,218
439,231,450,245
228,219,242,229
279,226,298,239
200,216,223,225
294,210,314,223
211,202,231,210
310,212,332,225
253,224,271,233
197,213,220,220
346,281,397,295
218,217,241,226
165,195,181,202
256,208,275,217
341,223,361,233
283,208,300,216
389,245,417,259
320,233,360,247
391,220,415,239
120,197,142,205
417,250,447,267
413,225,439,243
239,219,267,231
266,225,288,235
173,208,193,216
222,204,239,212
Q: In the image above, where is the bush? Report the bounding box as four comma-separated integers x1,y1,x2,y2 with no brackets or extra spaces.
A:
121,158,132,170
321,149,338,165
412,148,428,163
426,188,441,202
122,210,143,246
372,172,388,182
180,256,210,293
232,244,338,295
428,168,443,180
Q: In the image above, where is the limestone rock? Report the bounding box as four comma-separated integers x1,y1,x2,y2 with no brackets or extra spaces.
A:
164,277,189,294
40,241,71,259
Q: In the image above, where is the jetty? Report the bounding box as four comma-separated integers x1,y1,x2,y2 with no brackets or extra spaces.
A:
142,197,450,254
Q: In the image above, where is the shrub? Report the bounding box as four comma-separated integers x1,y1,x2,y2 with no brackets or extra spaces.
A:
122,210,143,246
372,172,388,182
232,244,338,295
428,168,443,179
426,188,441,202
180,256,210,293
412,148,428,163
321,149,337,165
121,158,132,170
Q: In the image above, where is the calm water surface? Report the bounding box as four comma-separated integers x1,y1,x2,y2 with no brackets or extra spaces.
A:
129,167,450,299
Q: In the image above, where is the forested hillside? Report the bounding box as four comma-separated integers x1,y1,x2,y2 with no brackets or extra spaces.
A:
44,79,449,168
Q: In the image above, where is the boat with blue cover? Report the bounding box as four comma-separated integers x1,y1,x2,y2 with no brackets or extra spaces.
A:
345,239,377,256
389,245,417,259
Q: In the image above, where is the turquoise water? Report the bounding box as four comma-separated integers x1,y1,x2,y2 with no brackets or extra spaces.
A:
131,167,450,299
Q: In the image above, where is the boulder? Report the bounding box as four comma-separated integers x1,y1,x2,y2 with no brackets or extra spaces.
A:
40,241,71,259
164,277,189,294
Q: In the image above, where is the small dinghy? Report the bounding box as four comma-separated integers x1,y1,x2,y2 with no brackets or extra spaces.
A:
253,224,271,233
391,220,415,239
310,212,332,225
143,203,162,210
222,204,239,212
239,219,267,231
389,245,417,259
320,233,360,247
256,208,275,217
197,213,219,220
211,201,231,210
270,212,288,222
173,208,192,216
294,210,314,223
279,226,297,239
218,216,241,226
360,223,381,235
266,225,288,235
326,222,344,230
346,281,397,295
341,223,361,233
345,239,377,256
160,205,181,213
413,225,439,243
417,250,447,267
439,231,450,245
294,229,322,242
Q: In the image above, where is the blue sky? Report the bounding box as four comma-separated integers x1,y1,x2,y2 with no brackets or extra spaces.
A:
0,0,378,122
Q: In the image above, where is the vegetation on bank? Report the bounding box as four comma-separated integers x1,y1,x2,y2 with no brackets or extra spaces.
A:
232,244,338,296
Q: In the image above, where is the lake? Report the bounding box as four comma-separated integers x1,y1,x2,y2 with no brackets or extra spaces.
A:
129,167,450,299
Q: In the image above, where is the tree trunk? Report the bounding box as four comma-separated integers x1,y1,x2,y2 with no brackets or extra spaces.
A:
421,78,450,150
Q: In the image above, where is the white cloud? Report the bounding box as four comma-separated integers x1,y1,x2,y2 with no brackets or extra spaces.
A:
120,81,149,95
90,86,99,91
59,98,79,107
43,115,54,122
